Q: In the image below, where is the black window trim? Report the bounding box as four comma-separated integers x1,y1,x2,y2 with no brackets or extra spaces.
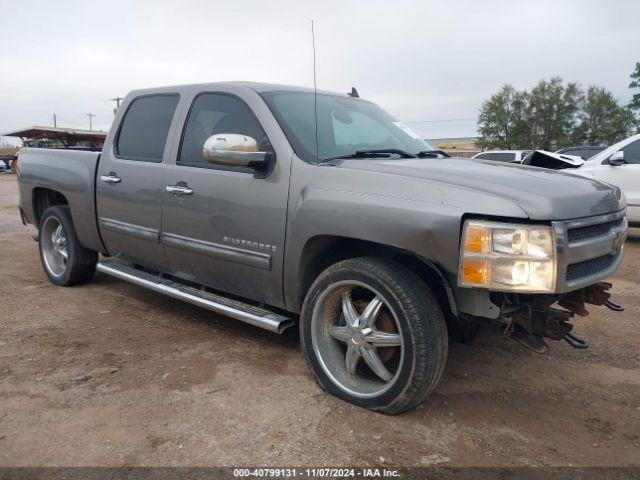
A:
114,93,180,163
176,91,275,174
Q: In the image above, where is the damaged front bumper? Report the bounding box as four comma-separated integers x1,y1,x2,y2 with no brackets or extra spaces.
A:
479,209,628,353
452,209,628,350
501,281,623,353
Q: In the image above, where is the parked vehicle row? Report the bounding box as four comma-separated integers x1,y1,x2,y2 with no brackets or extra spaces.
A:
556,145,607,160
471,139,638,225
471,150,530,163
16,82,627,413
473,145,607,164
522,133,640,226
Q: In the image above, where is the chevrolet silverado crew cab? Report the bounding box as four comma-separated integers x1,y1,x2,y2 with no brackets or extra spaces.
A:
17,82,627,414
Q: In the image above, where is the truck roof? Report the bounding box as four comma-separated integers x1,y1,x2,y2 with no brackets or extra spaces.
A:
127,81,350,98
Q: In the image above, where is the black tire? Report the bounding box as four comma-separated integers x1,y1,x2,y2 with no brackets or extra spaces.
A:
300,257,448,414
38,205,97,286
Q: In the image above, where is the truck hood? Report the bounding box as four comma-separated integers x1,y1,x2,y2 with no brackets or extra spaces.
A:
339,157,624,220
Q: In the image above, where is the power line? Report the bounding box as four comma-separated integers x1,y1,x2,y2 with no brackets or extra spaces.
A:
56,117,91,127
110,97,124,114
86,113,96,131
403,117,477,124
398,99,481,110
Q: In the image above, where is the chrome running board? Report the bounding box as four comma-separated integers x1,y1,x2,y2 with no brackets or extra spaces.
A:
96,260,295,334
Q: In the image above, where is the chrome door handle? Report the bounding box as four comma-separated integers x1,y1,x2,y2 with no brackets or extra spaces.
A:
100,175,121,184
166,185,194,195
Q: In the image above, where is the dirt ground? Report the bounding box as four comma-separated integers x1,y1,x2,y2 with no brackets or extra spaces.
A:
0,175,639,467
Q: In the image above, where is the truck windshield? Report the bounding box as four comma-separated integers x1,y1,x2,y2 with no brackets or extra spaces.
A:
260,91,435,163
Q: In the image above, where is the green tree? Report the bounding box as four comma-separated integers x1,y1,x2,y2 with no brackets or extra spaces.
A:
476,84,529,150
526,77,582,150
572,86,635,145
629,62,640,111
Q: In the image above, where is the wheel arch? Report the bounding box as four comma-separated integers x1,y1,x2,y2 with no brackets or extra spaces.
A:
32,187,69,225
31,187,106,255
295,235,457,319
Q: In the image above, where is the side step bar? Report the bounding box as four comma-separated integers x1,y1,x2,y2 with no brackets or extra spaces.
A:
96,261,295,334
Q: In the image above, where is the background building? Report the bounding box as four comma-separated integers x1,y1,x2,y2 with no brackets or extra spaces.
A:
426,136,480,158
2,126,107,150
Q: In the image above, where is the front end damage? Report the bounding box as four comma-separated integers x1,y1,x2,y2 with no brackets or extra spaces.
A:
496,282,623,353
453,208,627,353
521,150,585,169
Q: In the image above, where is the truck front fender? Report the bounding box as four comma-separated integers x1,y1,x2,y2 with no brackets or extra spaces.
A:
283,186,465,312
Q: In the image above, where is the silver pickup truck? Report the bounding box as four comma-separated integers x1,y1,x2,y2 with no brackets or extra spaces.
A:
16,82,627,414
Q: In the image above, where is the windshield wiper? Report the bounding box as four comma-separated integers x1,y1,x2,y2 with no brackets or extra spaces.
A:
320,149,417,163
356,149,416,158
416,150,451,158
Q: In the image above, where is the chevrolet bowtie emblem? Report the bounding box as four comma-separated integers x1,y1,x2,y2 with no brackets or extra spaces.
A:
612,229,626,253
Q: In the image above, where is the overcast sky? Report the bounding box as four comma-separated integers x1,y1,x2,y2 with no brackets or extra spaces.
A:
1,0,639,145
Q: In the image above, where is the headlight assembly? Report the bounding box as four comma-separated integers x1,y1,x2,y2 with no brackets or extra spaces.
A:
458,220,556,293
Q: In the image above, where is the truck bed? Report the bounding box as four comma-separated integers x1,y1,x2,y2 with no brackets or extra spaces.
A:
17,148,104,253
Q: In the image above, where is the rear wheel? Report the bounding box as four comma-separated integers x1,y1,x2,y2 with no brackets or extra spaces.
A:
300,257,448,414
38,206,97,286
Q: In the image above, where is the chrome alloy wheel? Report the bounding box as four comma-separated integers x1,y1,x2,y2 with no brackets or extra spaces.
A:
311,280,404,399
41,216,69,277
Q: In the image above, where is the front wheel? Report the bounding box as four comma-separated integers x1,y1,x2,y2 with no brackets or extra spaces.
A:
300,257,448,414
38,206,97,286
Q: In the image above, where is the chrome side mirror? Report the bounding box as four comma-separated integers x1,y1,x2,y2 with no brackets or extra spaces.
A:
202,134,270,171
605,150,625,166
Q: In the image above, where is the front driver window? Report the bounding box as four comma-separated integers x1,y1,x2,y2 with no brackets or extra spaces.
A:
179,93,273,170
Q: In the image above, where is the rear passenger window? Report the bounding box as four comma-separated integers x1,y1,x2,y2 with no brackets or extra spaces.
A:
178,93,273,170
493,152,515,162
116,94,179,162
475,153,493,160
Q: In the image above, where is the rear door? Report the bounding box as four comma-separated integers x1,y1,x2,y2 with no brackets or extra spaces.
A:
593,139,640,222
161,90,292,308
96,93,180,270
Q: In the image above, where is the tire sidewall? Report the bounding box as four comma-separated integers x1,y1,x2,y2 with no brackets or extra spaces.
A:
38,206,78,286
300,259,442,412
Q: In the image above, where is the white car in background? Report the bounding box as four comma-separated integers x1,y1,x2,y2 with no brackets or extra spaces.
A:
472,150,531,163
523,133,640,226
578,133,640,226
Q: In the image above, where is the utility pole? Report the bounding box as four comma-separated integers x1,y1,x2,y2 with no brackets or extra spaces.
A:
53,113,57,127
86,113,95,131
110,97,123,114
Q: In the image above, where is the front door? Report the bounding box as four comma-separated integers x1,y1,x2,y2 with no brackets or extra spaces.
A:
161,92,291,308
96,94,180,270
593,138,640,222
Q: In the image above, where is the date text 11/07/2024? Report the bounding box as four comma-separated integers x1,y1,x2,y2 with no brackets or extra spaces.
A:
232,468,401,477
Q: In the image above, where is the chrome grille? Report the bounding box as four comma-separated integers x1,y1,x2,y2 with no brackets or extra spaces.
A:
566,255,617,282
553,210,627,292
567,218,624,243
